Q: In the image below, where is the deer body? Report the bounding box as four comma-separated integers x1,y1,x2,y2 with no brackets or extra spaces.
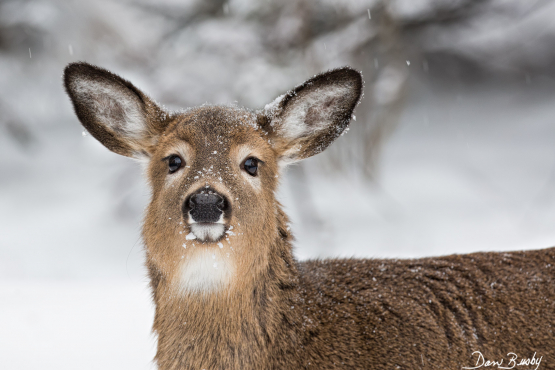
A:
64,62,555,369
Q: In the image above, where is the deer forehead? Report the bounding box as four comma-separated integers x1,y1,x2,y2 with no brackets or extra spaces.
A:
175,106,260,139
156,108,272,166
146,108,275,195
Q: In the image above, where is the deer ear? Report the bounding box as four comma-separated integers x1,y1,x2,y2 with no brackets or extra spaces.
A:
64,62,170,158
260,67,362,165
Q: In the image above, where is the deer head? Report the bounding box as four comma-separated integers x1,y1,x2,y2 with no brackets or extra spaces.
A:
64,62,362,297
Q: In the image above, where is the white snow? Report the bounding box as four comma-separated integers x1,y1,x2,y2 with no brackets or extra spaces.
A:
0,280,155,370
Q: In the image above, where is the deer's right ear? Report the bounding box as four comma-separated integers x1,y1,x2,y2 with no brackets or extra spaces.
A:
64,62,170,158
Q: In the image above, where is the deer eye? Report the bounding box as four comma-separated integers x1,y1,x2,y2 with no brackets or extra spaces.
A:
167,155,183,173
242,157,259,176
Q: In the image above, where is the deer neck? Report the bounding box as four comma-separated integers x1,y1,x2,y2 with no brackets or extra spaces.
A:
149,206,300,368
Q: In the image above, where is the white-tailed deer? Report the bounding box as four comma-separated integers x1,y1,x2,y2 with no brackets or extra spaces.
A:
64,62,555,370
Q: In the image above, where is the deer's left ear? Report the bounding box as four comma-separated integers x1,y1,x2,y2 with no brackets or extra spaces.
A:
260,67,362,165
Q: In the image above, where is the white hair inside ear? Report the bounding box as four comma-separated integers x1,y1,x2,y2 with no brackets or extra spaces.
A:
262,67,363,167
268,85,352,140
71,78,146,139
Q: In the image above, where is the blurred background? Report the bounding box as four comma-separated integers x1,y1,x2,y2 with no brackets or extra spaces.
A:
1,0,555,368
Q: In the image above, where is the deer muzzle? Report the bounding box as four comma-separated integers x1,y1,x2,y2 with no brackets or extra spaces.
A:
183,188,230,242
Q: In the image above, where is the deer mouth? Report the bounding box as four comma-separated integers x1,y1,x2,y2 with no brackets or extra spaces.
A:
189,222,226,242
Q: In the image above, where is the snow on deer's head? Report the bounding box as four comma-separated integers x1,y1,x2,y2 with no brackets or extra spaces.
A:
64,62,362,295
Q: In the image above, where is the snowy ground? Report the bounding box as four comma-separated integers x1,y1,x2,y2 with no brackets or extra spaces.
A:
0,280,155,370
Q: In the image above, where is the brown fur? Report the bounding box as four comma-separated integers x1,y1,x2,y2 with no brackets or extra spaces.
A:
64,62,555,369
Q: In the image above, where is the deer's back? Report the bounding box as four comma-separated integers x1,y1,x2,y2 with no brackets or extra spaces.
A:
290,247,555,369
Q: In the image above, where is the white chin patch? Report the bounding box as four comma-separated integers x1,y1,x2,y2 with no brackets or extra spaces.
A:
178,249,234,294
190,223,225,242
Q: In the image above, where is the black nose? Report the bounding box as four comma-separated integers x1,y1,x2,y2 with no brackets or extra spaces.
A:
186,191,227,223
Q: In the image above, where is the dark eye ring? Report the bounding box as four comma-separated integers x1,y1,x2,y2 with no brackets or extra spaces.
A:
242,157,259,176
167,155,183,173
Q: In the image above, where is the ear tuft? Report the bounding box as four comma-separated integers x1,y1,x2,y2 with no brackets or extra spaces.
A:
261,67,363,164
64,62,168,158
